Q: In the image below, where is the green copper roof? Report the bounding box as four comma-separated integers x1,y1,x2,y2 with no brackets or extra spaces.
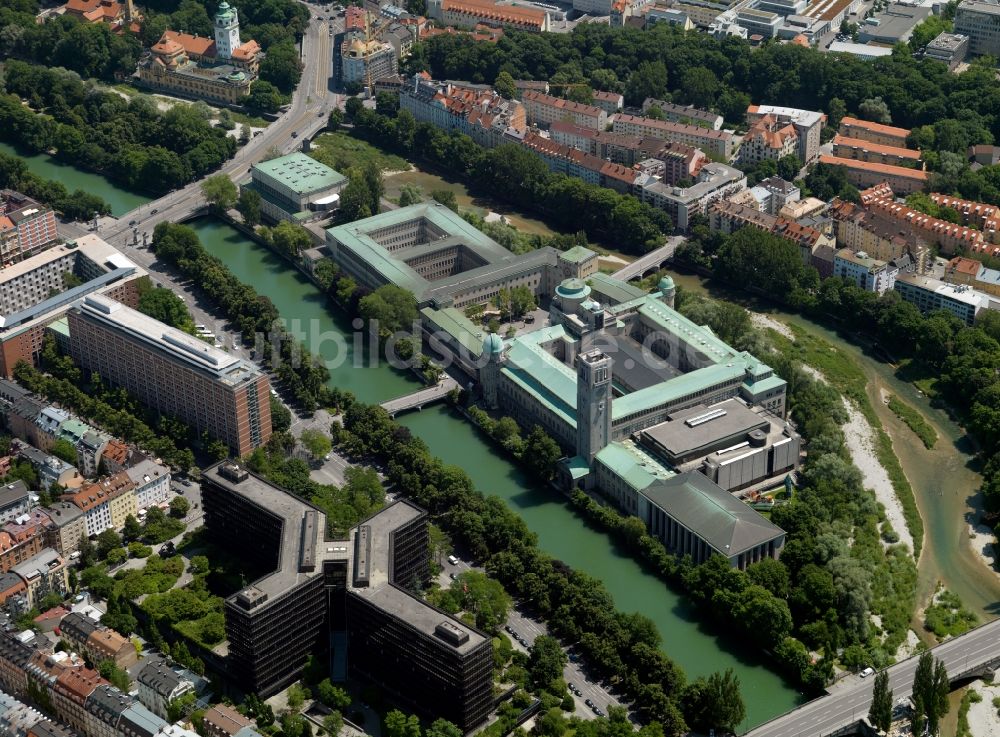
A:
420,306,485,358
588,273,647,306
484,332,504,354
254,153,346,196
556,278,590,299
559,246,597,264
595,440,674,492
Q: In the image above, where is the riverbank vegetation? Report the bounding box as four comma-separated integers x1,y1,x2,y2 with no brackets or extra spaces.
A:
344,101,671,254
923,589,978,640
0,61,236,194
887,395,937,449
0,152,111,219
310,131,409,175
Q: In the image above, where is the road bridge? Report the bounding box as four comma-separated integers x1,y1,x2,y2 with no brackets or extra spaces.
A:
610,236,685,282
380,377,458,417
746,618,1000,737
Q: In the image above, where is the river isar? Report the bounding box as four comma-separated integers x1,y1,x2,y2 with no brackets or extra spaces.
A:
192,218,804,729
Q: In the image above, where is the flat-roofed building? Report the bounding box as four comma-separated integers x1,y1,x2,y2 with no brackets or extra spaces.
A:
12,549,67,609
0,690,46,737
340,38,398,88
955,0,1000,56
895,272,994,325
638,472,785,568
66,294,271,457
0,191,58,267
834,247,898,293
0,482,29,526
925,31,969,67
856,3,929,44
0,236,145,377
818,154,929,194
242,153,347,224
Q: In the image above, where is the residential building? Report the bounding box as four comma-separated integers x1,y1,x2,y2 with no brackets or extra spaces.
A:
76,431,111,479
925,31,969,67
572,0,613,14
0,192,58,267
84,684,133,737
549,121,708,176
709,200,834,263
52,667,104,735
14,443,83,492
522,91,607,131
639,100,724,130
828,197,929,272
818,154,929,194
831,134,923,168
241,153,347,224
27,721,75,737
135,659,196,721
0,631,36,694
856,3,929,44
644,7,696,29
638,472,785,568
895,272,994,324
4,397,47,451
60,484,112,538
746,104,825,162
0,482,30,525
201,705,254,737
930,193,1000,244
0,691,46,737
66,294,271,457
0,236,145,378
614,114,737,160
943,255,1000,297
838,116,911,148
864,194,986,255
98,441,129,475
636,163,746,230
591,90,624,114
61,0,139,32
11,549,68,609
425,0,550,31
740,114,799,164
202,462,493,731
400,75,527,150
340,38,398,88
125,461,171,511
834,248,899,293
0,514,47,574
44,503,86,558
969,144,1000,167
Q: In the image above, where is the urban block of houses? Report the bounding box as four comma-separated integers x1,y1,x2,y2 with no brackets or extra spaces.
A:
863,190,987,255
831,134,923,169
828,196,929,274
636,163,747,230
58,612,138,671
944,256,1000,297
709,200,835,264
0,191,59,269
641,98,724,130
930,193,1000,249
522,90,608,131
613,113,737,160
425,0,550,31
818,154,929,195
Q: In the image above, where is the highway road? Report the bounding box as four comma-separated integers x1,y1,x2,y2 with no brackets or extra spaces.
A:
611,235,686,282
96,4,340,251
440,557,626,721
747,618,1000,737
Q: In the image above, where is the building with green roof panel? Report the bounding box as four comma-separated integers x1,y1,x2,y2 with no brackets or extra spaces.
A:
242,153,347,223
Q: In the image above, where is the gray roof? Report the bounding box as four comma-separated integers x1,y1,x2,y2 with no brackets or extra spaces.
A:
12,548,62,581
0,480,29,508
85,684,132,727
640,399,770,462
118,704,168,737
0,572,25,593
27,721,77,737
45,502,85,527
136,658,186,697
59,611,99,643
0,379,30,405
640,472,785,557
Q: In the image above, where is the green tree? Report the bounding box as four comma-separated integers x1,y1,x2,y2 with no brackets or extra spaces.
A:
237,187,262,227
300,429,332,459
397,184,422,207
189,555,210,575
201,173,238,210
322,712,343,736
682,669,746,734
122,514,143,542
430,189,458,212
359,284,418,336
49,438,77,464
137,287,192,330
96,529,122,559
98,660,131,691
869,670,893,734
259,39,302,93
316,679,352,709
287,683,309,712
169,496,190,518
494,71,516,100
265,220,312,260
522,426,561,481
527,635,566,689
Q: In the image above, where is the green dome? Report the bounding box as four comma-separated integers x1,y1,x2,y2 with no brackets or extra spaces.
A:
555,278,591,300
658,275,675,292
483,332,504,355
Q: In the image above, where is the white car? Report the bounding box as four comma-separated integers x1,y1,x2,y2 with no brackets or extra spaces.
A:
860,667,875,678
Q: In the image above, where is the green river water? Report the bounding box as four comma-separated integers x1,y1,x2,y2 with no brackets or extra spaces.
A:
188,218,805,728
0,141,150,217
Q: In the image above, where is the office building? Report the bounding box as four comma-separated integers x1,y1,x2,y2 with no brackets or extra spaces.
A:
0,191,58,267
0,236,145,377
856,3,929,44
818,154,929,194
614,114,737,160
746,104,825,162
201,462,493,731
894,272,996,325
925,31,969,67
326,202,581,309
522,91,607,131
242,153,347,224
834,248,899,294
638,472,786,568
955,0,1000,56
66,294,271,457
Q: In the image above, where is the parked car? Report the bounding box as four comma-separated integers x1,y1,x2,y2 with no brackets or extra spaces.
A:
860,667,875,678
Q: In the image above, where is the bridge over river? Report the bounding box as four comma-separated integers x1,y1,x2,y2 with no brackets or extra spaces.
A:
747,618,1000,737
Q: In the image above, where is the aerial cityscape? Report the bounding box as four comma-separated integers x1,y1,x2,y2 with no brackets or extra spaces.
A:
0,0,1000,735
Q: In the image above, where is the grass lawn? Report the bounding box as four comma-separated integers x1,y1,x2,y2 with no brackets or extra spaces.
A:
309,130,409,173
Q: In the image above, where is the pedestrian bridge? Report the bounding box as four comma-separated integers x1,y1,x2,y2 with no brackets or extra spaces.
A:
746,618,1000,737
380,377,458,417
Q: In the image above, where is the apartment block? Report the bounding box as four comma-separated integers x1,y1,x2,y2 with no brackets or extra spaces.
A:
895,272,994,324
746,104,825,162
838,116,911,148
125,461,171,511
0,481,30,525
740,114,798,164
641,98,723,130
0,191,58,267
834,248,899,294
135,659,196,721
201,705,255,737
591,90,623,114
52,667,105,735
340,38,397,88
944,256,1000,297
0,690,47,737
865,195,985,255
11,549,68,609
930,193,1000,244
832,134,923,168
0,236,145,378
425,0,549,30
818,154,929,194
828,198,929,272
66,294,271,457
613,114,737,160
636,163,746,230
522,91,607,131
709,200,834,262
